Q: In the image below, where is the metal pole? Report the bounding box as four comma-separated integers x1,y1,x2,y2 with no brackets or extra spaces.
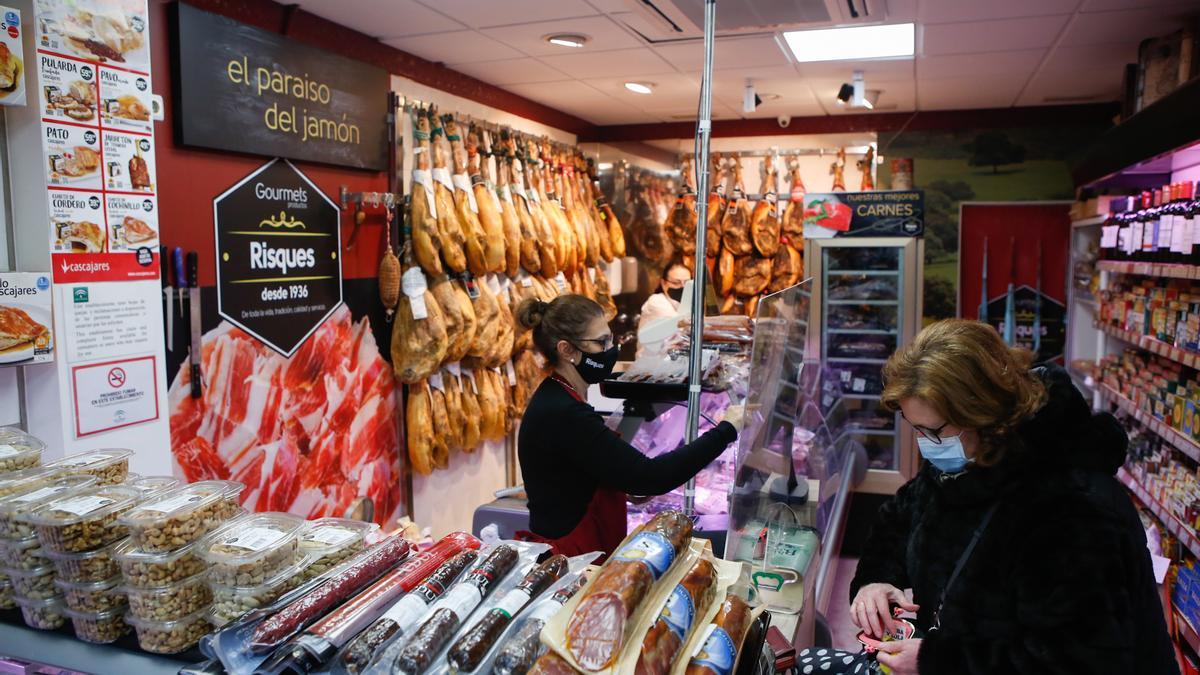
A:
684,0,716,517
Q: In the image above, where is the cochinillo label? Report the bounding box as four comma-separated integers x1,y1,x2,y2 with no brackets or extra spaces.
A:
688,624,738,675
613,531,675,579
661,584,697,642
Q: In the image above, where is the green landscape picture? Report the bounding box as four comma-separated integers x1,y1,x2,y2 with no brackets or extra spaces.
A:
878,126,1098,321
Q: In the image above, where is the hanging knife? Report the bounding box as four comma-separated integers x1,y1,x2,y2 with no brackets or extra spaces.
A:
160,245,172,352
187,251,202,398
173,246,186,317
1003,236,1016,346
979,236,988,323
1034,238,1043,357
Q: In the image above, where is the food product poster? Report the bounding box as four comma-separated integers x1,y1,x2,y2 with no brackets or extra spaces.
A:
0,7,26,107
72,355,158,436
801,190,925,239
38,53,96,122
35,0,149,71
0,273,54,366
102,130,154,193
106,193,156,250
97,65,150,133
42,121,101,190
48,188,105,253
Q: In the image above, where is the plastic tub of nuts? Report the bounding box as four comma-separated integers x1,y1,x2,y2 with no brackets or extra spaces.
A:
0,475,97,539
0,577,13,610
208,555,312,627
15,594,67,630
47,449,133,486
114,539,208,587
197,512,303,587
123,572,212,622
5,564,57,599
189,480,245,520
126,607,212,654
55,574,126,613
120,482,238,553
125,476,180,499
0,537,50,571
0,466,64,499
0,428,45,473
24,484,140,553
44,537,123,583
298,518,376,580
66,606,132,644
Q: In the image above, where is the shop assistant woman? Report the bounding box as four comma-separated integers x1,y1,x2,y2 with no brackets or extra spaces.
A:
515,294,742,558
837,319,1175,675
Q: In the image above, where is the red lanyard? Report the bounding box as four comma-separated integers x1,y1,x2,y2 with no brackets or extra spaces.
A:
549,373,584,403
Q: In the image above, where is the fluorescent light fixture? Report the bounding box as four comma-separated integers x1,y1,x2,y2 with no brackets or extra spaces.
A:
598,163,614,170
545,33,588,48
783,23,915,63
624,81,654,94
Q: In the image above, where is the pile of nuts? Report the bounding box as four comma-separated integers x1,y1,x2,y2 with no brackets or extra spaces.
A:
209,559,309,626
116,542,207,587
0,428,45,473
57,577,125,613
9,566,57,600
1,538,50,571
47,541,122,583
67,608,131,644
129,611,211,654
28,486,139,554
123,485,231,552
125,575,212,622
48,450,132,487
206,537,299,587
16,596,66,630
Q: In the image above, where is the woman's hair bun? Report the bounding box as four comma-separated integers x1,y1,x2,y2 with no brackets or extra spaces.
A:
516,298,549,330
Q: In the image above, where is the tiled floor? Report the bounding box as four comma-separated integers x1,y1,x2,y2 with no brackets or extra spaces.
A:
826,556,862,649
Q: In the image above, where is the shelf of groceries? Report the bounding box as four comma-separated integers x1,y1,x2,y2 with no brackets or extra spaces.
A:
1098,322,1200,371
1117,467,1200,561
1098,259,1200,281
1097,383,1200,464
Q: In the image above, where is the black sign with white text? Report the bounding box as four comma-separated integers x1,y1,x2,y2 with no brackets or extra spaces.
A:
214,159,342,356
174,2,388,170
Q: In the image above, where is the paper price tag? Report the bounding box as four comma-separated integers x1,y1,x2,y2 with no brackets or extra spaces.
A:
53,495,115,517
518,269,533,287
0,445,18,458
143,493,204,514
401,267,428,298
430,372,445,392
506,361,518,386
412,169,437,219
486,274,502,295
410,293,429,320
431,167,454,192
555,272,567,292
12,486,65,504
223,526,289,553
464,278,480,299
852,378,866,393
303,526,358,547
452,173,479,213
446,362,462,377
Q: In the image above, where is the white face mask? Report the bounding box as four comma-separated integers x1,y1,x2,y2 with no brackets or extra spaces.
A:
916,432,972,473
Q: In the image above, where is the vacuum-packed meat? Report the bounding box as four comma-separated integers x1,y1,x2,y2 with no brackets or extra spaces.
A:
683,594,752,675
494,577,586,675
635,558,717,675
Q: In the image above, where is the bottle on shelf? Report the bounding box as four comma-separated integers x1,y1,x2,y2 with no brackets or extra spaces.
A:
1158,184,1175,265
1132,191,1149,262
1186,181,1199,265
1115,196,1133,262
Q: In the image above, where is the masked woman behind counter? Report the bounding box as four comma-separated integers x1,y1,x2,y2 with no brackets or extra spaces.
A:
513,294,742,559
804,319,1176,675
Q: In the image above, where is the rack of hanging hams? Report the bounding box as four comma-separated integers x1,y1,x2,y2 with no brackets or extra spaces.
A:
389,106,623,475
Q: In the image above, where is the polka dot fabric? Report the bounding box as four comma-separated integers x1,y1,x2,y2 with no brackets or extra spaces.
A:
794,647,880,674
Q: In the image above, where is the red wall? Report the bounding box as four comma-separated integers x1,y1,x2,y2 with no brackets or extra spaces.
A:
149,2,389,287
957,203,1071,314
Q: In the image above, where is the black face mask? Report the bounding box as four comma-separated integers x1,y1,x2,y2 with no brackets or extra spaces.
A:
666,286,684,302
574,345,619,384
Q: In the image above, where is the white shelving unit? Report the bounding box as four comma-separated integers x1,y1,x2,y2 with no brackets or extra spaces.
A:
1065,215,1105,409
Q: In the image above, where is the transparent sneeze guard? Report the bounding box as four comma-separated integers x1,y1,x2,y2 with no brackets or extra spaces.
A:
725,279,864,632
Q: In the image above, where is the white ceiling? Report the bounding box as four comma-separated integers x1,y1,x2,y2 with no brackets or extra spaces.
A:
294,0,1200,126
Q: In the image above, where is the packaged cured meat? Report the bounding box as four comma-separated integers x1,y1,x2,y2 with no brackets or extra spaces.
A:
531,652,583,674
333,550,479,674
493,576,588,675
560,511,694,671
252,533,482,667
634,559,718,675
391,544,522,673
682,594,753,675
447,555,568,671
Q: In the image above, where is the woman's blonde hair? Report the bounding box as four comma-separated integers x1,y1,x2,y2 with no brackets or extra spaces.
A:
880,319,1047,466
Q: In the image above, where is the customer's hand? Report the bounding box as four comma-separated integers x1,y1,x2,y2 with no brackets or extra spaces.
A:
720,404,745,432
876,638,922,675
851,583,918,638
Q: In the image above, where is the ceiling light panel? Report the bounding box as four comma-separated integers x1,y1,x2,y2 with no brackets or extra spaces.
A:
783,23,915,63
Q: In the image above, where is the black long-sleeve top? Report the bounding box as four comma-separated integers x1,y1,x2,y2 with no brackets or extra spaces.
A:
518,377,738,538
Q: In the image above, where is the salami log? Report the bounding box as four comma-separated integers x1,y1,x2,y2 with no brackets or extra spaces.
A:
683,595,752,675
336,550,479,674
566,511,692,671
448,554,568,671
251,536,412,651
635,558,718,675
530,652,583,675
393,545,520,673
494,578,586,675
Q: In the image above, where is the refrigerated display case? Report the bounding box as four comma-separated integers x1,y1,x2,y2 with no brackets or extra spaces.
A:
806,237,924,494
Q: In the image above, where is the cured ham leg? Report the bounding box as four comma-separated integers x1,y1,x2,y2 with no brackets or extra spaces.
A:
749,157,781,258
720,154,753,256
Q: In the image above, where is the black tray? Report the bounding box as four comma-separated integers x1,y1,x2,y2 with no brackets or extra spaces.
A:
600,379,689,401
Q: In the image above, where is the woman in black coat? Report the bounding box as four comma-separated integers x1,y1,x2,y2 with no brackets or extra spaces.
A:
844,320,1176,674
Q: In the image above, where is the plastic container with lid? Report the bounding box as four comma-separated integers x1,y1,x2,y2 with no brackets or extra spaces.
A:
114,539,208,587
208,555,312,627
16,594,67,630
0,536,50,571
24,484,139,553
123,572,212,622
44,537,123,583
126,608,212,654
55,574,126,613
0,428,45,473
190,479,245,520
66,605,132,644
120,482,237,553
298,517,376,579
197,512,303,587
125,475,180,499
47,449,133,486
0,475,96,539
5,564,57,599
0,576,14,610
0,466,64,499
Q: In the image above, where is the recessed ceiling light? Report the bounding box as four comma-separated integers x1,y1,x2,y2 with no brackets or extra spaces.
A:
783,23,915,63
545,33,589,48
624,82,654,95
